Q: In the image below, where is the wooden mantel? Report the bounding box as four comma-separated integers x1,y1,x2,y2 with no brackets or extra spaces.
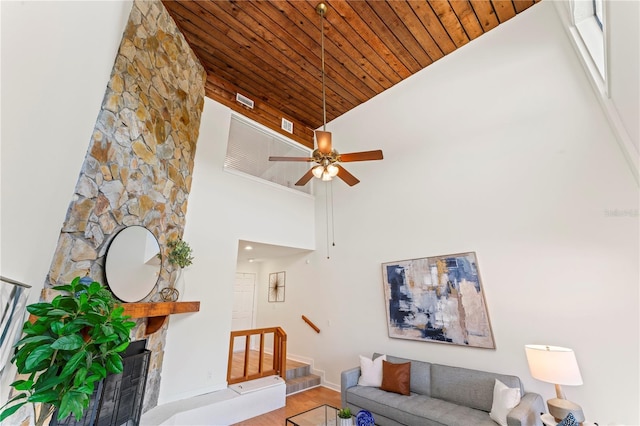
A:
120,301,200,335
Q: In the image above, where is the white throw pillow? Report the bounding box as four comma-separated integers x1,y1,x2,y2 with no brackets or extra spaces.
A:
489,379,521,426
357,354,386,387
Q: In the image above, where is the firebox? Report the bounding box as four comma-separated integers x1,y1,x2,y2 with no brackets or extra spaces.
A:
51,340,150,426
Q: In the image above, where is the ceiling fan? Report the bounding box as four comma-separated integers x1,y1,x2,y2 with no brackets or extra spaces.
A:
268,2,383,187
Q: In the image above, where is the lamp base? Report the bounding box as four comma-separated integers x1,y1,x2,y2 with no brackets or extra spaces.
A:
548,398,585,423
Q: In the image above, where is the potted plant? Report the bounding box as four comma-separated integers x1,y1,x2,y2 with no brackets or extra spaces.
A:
338,407,352,426
167,238,194,269
161,238,193,301
0,276,135,426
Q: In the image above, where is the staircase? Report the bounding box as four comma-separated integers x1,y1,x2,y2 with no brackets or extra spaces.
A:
285,358,321,395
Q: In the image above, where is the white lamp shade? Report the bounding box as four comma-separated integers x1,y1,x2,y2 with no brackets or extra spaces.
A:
312,165,324,178
326,164,339,177
525,345,583,386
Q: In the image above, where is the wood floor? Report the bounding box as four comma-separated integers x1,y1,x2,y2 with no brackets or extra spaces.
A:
231,386,342,425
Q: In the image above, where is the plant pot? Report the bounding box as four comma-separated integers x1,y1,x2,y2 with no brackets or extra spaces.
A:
338,417,352,426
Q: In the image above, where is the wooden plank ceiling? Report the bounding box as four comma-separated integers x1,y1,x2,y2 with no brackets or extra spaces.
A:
162,0,541,148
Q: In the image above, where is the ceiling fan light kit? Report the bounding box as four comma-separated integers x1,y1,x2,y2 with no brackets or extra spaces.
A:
268,2,383,187
312,163,338,180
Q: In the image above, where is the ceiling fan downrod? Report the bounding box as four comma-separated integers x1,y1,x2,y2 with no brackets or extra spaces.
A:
317,2,328,132
267,2,383,188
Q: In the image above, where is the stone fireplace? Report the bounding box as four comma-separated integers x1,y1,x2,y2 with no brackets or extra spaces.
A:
42,0,205,414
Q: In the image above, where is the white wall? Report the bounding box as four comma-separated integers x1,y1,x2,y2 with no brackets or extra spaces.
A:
255,2,639,424
253,255,317,351
157,101,315,403
0,0,132,405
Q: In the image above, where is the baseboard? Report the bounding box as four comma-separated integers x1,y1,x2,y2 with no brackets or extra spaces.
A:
321,381,340,392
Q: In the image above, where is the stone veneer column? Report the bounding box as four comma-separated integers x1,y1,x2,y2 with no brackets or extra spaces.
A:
45,0,205,411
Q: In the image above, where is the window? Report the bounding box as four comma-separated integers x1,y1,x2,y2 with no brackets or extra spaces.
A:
224,114,313,195
593,0,603,29
572,0,606,81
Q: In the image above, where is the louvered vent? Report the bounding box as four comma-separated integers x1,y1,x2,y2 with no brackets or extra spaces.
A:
235,93,254,109
225,115,312,195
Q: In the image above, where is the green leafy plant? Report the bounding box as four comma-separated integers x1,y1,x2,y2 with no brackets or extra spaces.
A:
0,277,135,426
167,239,194,268
338,407,352,419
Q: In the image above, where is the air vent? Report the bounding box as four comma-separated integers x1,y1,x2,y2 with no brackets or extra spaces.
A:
236,93,254,109
281,118,294,134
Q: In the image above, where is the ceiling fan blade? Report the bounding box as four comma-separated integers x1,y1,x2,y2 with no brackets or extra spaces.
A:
269,156,313,162
295,169,315,186
315,130,332,154
336,165,360,186
339,150,384,162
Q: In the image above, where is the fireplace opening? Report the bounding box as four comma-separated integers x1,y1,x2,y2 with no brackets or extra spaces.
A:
51,339,150,426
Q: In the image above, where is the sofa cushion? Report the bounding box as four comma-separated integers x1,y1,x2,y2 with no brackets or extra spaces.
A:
377,353,431,396
358,354,386,387
381,360,411,395
430,364,523,412
398,395,499,426
346,385,414,424
489,379,521,426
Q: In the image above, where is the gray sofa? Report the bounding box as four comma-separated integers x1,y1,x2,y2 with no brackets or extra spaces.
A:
341,353,545,426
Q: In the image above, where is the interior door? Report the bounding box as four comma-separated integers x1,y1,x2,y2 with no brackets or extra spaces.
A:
231,272,256,352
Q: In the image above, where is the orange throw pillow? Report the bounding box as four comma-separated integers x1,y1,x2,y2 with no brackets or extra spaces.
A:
380,360,411,395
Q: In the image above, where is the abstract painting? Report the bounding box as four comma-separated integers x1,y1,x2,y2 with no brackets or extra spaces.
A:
381,252,495,349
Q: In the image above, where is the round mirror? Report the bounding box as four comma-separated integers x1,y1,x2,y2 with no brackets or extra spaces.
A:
105,226,161,302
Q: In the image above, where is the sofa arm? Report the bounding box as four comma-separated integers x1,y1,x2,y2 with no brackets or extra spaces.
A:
507,392,545,426
340,367,361,408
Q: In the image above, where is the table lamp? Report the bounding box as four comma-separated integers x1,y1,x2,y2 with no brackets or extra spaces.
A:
525,344,585,423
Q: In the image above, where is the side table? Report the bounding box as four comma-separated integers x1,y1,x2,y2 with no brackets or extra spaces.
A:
541,413,598,426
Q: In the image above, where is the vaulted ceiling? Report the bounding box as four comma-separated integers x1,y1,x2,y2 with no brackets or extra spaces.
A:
162,0,541,148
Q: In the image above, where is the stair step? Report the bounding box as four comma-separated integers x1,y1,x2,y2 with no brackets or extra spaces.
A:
285,362,311,380
285,374,321,395
284,359,320,395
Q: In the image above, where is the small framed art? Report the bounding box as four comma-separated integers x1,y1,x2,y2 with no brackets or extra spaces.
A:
268,271,285,302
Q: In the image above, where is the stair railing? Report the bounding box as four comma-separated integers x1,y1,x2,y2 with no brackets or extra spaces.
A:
227,326,287,385
301,315,320,333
